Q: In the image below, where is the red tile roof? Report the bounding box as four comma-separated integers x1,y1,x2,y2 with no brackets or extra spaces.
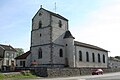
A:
15,51,31,59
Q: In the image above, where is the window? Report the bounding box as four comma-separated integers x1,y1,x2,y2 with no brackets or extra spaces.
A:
39,13,42,16
20,61,23,66
11,53,14,58
38,48,42,59
58,20,62,28
59,49,63,57
86,52,89,62
20,61,25,67
66,44,68,46
39,21,42,28
92,53,95,62
79,51,82,61
40,33,42,37
6,60,9,65
6,53,9,58
98,53,101,63
103,54,105,63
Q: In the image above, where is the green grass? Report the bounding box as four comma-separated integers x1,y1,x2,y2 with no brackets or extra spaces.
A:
0,71,38,79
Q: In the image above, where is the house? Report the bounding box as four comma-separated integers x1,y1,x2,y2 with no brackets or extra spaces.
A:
14,7,109,68
0,44,16,71
108,57,120,68
29,7,109,68
15,51,31,67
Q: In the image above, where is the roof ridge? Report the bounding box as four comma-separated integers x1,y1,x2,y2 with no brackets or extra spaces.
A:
74,41,108,52
42,8,68,21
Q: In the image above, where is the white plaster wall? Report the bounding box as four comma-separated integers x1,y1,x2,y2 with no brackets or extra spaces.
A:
31,28,50,46
75,46,108,68
52,45,65,64
64,38,75,67
32,9,50,30
31,45,51,65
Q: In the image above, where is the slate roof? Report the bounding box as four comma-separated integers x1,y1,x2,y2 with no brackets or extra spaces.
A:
15,51,31,59
63,30,75,39
0,44,16,52
33,8,68,21
74,41,108,52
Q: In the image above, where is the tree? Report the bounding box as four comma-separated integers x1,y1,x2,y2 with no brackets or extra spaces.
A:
115,56,120,59
15,48,24,57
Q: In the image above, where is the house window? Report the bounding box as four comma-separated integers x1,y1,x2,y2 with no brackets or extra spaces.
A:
38,48,42,59
86,52,89,62
6,60,9,66
92,53,95,62
59,49,63,57
58,20,62,28
20,61,23,66
103,54,105,63
79,51,82,61
39,21,42,28
20,61,25,67
6,53,9,58
98,53,101,63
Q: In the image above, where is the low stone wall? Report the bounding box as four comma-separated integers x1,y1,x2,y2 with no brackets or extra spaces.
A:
34,68,120,77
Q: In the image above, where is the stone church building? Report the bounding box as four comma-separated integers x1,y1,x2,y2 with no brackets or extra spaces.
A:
16,7,108,68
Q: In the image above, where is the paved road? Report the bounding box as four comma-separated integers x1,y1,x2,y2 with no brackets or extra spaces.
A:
17,72,120,80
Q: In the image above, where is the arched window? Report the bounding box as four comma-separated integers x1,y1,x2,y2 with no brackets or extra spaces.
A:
92,53,95,62
58,20,62,28
59,49,63,57
98,53,101,63
38,48,42,59
79,51,82,61
103,54,105,63
39,21,42,28
86,52,89,62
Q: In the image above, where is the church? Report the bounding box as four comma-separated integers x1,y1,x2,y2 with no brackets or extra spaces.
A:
16,7,108,68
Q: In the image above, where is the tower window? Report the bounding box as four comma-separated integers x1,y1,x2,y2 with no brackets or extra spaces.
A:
39,13,42,16
79,51,82,61
39,21,42,28
38,48,42,59
59,49,63,57
66,44,68,46
40,33,42,37
58,20,62,28
86,52,89,62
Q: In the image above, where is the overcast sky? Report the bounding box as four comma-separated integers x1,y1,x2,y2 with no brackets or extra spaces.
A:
0,0,120,57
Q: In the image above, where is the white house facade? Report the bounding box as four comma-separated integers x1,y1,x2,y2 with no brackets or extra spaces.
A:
0,44,16,71
30,7,108,68
15,51,31,67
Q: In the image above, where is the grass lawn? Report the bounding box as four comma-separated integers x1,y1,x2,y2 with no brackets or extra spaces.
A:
0,71,38,79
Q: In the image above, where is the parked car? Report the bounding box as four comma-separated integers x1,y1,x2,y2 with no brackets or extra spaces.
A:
92,69,103,75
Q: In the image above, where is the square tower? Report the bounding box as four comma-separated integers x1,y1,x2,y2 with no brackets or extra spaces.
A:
31,8,68,67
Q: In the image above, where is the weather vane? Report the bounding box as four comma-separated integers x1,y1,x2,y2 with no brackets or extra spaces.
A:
55,2,56,12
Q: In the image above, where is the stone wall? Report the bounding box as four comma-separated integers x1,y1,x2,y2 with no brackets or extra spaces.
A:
34,67,120,77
